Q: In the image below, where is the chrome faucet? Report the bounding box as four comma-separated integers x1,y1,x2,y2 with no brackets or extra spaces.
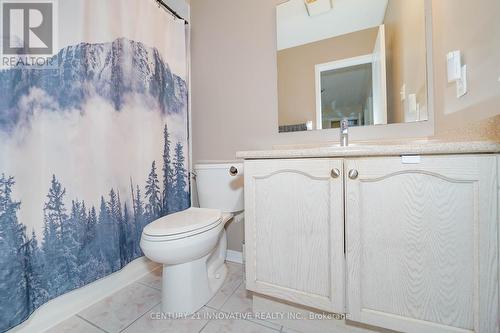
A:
340,118,349,147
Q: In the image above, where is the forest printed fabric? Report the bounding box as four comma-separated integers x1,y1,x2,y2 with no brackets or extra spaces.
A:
0,1,190,331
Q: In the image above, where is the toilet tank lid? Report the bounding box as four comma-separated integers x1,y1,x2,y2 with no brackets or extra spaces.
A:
194,161,243,170
143,207,222,236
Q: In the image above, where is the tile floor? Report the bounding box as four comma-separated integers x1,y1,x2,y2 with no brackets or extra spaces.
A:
43,262,285,333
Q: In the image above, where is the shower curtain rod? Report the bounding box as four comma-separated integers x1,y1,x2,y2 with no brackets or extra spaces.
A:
155,0,189,24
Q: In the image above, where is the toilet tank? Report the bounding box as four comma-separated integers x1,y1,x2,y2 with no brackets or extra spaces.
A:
194,162,244,213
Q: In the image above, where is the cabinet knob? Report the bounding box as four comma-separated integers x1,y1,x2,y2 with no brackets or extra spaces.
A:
229,166,239,176
348,169,359,180
331,168,341,178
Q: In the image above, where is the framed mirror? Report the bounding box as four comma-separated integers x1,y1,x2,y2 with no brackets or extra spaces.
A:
277,0,434,137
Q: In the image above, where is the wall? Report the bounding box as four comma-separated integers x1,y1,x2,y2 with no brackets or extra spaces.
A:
278,28,378,126
384,0,427,124
191,0,279,163
191,0,281,252
432,0,500,138
191,0,499,157
190,0,500,251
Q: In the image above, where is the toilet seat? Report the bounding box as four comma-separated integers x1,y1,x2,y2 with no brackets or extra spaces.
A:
142,207,223,241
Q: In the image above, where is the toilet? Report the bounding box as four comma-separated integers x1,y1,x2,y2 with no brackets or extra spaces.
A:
140,162,244,315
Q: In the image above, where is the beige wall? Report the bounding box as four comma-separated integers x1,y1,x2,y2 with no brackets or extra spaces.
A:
191,0,499,161
384,0,427,124
191,0,279,163
191,0,281,251
190,0,500,251
432,0,500,137
278,28,378,126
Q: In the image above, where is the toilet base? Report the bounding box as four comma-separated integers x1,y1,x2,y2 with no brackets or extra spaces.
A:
161,230,228,315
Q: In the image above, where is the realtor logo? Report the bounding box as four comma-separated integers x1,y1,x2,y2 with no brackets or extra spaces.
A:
1,0,58,68
2,1,53,54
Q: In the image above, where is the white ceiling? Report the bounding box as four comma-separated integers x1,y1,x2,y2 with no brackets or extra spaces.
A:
277,0,388,50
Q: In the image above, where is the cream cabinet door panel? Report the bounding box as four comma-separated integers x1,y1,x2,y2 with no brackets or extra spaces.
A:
345,155,498,333
244,159,345,313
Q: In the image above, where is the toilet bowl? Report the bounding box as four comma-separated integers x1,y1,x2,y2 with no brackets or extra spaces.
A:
141,208,233,314
140,162,244,315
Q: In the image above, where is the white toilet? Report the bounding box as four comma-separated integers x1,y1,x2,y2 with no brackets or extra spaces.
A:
140,162,244,315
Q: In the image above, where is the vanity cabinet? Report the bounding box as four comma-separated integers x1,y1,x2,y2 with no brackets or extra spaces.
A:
244,159,346,313
244,154,499,333
345,155,498,333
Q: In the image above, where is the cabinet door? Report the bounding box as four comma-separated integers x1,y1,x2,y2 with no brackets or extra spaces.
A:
244,159,345,313
345,155,498,333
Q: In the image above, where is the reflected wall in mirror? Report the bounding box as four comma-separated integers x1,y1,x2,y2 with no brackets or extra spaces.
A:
277,0,429,133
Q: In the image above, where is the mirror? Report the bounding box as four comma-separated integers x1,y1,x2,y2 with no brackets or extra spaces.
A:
277,0,429,133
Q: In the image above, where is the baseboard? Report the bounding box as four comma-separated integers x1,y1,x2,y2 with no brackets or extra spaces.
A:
9,257,160,333
226,250,243,264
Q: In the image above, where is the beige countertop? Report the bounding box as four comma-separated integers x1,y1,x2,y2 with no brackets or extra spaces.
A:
236,140,500,159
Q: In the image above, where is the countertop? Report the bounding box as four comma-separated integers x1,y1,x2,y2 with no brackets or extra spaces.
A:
236,140,500,159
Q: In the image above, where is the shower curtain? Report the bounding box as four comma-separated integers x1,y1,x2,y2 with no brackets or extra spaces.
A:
0,1,190,331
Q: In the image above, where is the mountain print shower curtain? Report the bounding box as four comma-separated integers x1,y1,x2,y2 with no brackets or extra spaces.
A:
0,1,190,331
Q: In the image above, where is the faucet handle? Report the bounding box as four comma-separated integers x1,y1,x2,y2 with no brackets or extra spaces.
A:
340,118,349,134
340,118,349,147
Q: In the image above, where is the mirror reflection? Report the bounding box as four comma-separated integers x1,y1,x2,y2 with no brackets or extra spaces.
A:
277,0,428,133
